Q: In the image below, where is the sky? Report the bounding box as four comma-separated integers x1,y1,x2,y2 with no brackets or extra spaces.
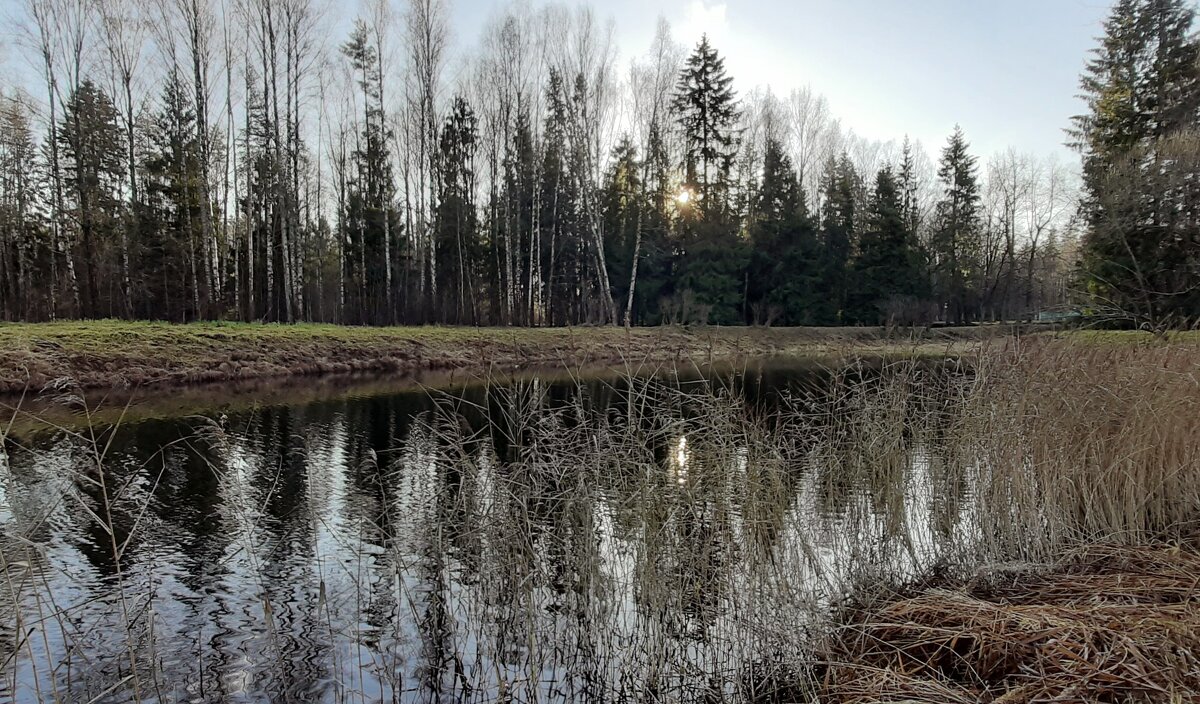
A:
446,0,1113,163
0,0,1113,164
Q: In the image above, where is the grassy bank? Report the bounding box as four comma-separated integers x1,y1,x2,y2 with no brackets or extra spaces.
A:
0,319,985,395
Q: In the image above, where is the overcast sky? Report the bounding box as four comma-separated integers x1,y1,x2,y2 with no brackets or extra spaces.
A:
0,0,1113,163
448,0,1113,162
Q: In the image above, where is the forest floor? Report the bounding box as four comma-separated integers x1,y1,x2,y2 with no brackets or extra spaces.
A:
0,319,996,396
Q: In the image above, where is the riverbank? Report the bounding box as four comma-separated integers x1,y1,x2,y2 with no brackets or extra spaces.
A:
0,319,990,395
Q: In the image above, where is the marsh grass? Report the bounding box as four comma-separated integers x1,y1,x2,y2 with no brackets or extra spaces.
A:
0,337,1197,702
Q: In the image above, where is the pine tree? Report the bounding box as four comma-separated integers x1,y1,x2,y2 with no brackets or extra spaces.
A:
930,127,982,324
1072,0,1200,325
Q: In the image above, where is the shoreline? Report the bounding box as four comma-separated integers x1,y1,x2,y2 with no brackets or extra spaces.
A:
0,320,990,397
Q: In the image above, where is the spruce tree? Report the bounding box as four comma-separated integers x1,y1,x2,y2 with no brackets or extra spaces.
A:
341,22,401,325
435,96,480,324
930,127,982,324
60,80,126,318
633,119,674,323
818,154,859,324
898,137,925,237
1072,0,1200,325
601,136,641,319
748,135,817,325
0,97,42,320
672,34,740,214
140,74,204,321
849,167,929,324
671,35,746,324
539,70,582,326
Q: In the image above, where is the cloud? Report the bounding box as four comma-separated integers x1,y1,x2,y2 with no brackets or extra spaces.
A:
677,1,729,47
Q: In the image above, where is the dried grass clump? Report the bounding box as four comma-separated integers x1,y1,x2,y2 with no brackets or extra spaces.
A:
816,544,1200,703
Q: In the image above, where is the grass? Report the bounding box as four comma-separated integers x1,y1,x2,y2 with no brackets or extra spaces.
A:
0,319,987,395
0,334,1198,701
812,545,1200,702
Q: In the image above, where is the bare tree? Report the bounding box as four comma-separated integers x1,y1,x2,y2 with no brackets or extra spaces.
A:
405,0,449,320
97,0,147,316
786,86,841,207
624,16,681,326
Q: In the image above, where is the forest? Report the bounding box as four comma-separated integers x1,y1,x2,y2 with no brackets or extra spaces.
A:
0,0,1195,328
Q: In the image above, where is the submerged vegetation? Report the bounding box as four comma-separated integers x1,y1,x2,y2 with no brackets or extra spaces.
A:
0,336,1197,702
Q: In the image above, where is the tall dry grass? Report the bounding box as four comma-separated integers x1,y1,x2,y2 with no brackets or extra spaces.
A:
965,337,1200,560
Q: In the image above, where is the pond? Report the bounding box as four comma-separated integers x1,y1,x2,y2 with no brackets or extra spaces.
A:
0,358,972,703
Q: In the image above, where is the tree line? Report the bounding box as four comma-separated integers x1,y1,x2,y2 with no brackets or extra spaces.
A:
0,0,1089,327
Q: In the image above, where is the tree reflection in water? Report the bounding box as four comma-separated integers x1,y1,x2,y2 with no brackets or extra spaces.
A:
0,361,971,702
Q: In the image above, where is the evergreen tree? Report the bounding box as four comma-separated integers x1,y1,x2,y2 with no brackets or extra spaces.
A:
898,137,925,237
930,127,982,324
0,96,43,320
435,96,481,325
140,73,206,321
632,119,674,324
1072,0,1200,325
747,135,817,325
539,70,583,326
500,105,536,324
672,34,740,214
601,135,641,319
341,21,402,325
672,35,746,324
818,154,859,324
60,80,126,318
849,167,929,324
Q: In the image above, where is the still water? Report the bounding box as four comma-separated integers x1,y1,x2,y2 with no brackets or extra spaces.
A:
0,360,969,703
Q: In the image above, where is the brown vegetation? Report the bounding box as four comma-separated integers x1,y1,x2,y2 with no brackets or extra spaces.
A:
812,544,1200,703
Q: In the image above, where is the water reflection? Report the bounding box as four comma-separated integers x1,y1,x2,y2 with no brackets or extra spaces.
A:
0,362,970,703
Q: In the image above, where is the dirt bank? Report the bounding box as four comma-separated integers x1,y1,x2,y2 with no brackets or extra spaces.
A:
0,320,989,395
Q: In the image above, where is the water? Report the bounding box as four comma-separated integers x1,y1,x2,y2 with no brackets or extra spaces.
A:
0,360,970,703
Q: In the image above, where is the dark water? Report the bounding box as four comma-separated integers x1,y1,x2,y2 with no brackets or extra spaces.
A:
0,361,968,703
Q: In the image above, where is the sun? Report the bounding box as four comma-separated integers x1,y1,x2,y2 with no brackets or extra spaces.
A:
676,187,701,206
